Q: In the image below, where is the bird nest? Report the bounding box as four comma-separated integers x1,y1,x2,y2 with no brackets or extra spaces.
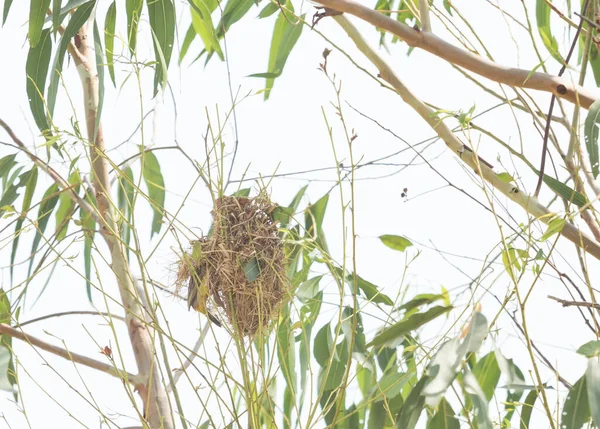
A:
176,195,289,338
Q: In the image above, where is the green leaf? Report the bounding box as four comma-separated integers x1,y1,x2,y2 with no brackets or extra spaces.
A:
243,257,261,282
28,184,60,277
369,306,453,347
585,99,600,179
536,0,565,64
147,0,175,94
52,0,61,33
92,20,104,144
117,167,134,255
232,187,251,197
314,323,333,367
349,272,393,306
0,186,20,217
216,0,255,38
520,389,538,429
540,217,565,241
26,28,52,134
190,0,224,59
368,400,387,428
427,398,459,429
305,193,328,252
126,0,143,52
179,24,196,64
104,1,117,85
379,234,413,251
0,345,13,393
80,190,96,301
331,266,393,305
472,352,500,401
0,154,17,177
395,376,427,429
586,359,600,428
3,0,14,24
258,1,280,18
398,293,444,312
562,375,591,429
296,275,322,302
261,6,304,99
497,172,514,183
277,304,296,396
141,149,165,237
463,369,492,429
54,170,81,241
11,167,38,283
47,1,95,117
29,0,52,47
577,341,600,358
536,171,588,207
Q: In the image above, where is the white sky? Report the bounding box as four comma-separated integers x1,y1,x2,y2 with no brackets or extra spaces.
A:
1,0,599,427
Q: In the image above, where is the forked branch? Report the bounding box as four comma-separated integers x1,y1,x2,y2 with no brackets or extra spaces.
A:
331,15,600,261
315,0,599,108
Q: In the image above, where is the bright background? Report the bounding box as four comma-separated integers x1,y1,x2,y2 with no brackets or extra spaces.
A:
0,0,597,427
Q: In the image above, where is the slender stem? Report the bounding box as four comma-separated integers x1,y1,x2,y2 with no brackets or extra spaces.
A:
0,324,143,386
332,14,600,261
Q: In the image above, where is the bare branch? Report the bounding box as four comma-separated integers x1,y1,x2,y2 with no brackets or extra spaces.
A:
548,295,600,310
332,14,600,261
0,324,143,386
314,0,599,108
167,323,210,392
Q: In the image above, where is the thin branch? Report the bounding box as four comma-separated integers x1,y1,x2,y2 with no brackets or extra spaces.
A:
331,14,600,261
418,0,431,32
166,323,210,392
0,323,143,386
548,295,600,309
0,118,102,226
314,0,599,108
15,311,126,328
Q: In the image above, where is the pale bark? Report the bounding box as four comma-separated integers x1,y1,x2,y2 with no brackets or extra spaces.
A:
333,15,600,261
0,324,143,386
69,21,174,428
316,0,599,109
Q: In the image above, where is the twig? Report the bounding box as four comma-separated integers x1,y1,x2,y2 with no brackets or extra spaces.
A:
314,0,599,108
535,0,590,197
0,118,102,226
15,311,126,328
0,324,143,386
166,323,210,392
331,14,600,261
548,295,600,309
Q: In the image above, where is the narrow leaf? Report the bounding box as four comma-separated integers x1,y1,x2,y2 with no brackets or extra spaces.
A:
370,306,453,347
126,0,143,52
28,184,60,276
29,0,52,47
26,28,52,134
146,0,175,94
427,398,459,429
3,0,14,24
562,375,591,429
141,149,165,237
47,1,95,117
179,24,196,64
585,99,600,178
11,167,38,283
536,0,565,64
104,1,117,85
189,0,223,59
520,389,538,429
586,359,600,427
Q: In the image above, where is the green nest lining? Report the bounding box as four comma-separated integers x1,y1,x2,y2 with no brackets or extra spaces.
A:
176,195,289,338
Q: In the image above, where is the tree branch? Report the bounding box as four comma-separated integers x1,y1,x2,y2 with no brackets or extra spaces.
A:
0,324,143,386
418,0,431,32
331,14,600,261
548,295,600,310
314,0,598,108
69,20,173,428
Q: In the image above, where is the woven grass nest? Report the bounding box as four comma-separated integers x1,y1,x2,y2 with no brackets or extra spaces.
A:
176,195,289,338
